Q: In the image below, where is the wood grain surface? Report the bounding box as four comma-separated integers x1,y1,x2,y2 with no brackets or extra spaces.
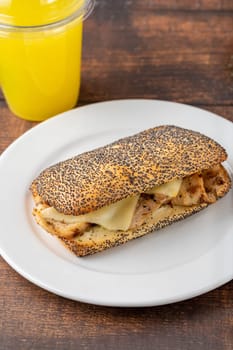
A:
0,1,233,349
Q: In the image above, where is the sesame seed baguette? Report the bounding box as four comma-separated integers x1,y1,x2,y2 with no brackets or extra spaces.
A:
31,125,227,216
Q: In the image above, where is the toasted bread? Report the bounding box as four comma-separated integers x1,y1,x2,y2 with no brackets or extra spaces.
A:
31,125,227,216
31,126,231,256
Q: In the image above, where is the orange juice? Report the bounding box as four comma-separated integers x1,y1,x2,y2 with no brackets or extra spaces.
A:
0,0,94,121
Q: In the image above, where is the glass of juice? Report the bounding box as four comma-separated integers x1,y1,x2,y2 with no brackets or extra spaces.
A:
0,0,95,121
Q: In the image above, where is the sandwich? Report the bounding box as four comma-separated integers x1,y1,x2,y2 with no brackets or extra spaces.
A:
31,125,231,256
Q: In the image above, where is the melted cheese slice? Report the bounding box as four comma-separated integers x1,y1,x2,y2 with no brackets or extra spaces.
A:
41,195,140,231
40,179,182,232
147,178,182,198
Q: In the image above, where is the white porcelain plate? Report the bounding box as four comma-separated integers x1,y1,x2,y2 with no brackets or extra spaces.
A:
0,99,232,307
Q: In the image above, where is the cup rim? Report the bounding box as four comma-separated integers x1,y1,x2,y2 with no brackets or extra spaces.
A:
0,0,95,32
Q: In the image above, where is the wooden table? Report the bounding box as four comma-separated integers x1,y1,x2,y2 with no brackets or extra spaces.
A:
0,1,233,349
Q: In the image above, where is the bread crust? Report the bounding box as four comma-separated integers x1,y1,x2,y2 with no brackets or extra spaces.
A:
31,125,227,216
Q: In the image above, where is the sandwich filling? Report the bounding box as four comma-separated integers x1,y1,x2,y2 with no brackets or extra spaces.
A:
33,164,230,239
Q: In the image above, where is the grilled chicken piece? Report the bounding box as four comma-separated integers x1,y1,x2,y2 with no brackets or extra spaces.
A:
153,193,171,205
172,173,209,206
130,196,160,229
202,165,228,203
33,204,91,239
